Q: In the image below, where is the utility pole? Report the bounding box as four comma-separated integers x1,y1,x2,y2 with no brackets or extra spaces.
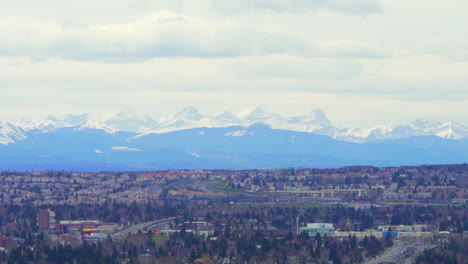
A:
296,217,299,235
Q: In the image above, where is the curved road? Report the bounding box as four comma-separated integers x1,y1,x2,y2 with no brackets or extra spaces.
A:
111,217,176,239
365,244,436,264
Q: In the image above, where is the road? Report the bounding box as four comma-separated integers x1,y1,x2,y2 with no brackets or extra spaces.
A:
111,217,176,239
364,244,435,264
364,245,407,264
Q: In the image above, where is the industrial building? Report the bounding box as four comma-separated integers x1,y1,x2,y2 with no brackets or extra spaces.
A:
378,225,427,232
299,223,335,237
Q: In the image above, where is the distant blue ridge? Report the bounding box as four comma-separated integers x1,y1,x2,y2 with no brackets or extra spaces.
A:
0,125,466,171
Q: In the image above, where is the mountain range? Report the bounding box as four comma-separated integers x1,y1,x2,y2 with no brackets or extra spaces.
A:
0,107,466,171
1,106,467,145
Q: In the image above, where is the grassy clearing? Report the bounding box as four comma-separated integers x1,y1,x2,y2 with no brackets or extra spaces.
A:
231,201,326,209
215,182,249,193
379,200,449,206
152,233,168,243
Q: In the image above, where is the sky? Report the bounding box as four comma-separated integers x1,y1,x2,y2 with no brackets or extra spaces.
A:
0,0,467,128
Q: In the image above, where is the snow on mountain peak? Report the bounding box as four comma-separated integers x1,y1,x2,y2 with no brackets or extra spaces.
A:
174,106,203,120
157,106,204,129
403,119,465,139
19,119,70,132
46,115,61,122
80,120,118,133
0,121,27,145
236,107,264,120
1,107,466,144
105,107,153,132
64,113,89,125
410,119,439,128
115,106,139,120
305,108,329,122
289,108,331,126
215,111,239,123
236,107,282,123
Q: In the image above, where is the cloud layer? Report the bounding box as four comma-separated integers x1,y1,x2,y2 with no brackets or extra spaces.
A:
0,11,388,62
0,0,467,127
211,0,383,15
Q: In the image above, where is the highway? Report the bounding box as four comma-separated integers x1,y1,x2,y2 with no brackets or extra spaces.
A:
111,217,176,239
364,243,435,264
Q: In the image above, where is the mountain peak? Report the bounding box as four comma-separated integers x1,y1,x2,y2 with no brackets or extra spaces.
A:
46,115,60,122
304,108,330,124
237,107,263,119
405,119,467,140
80,120,117,133
2,107,466,143
306,108,325,116
0,121,27,145
174,106,202,120
215,111,239,123
105,107,150,132
236,107,278,122
115,106,139,120
288,108,331,126
64,113,89,125
216,110,234,117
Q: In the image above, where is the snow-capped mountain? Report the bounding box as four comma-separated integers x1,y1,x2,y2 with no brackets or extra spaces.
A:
396,120,466,140
105,106,156,132
0,106,466,145
75,120,118,133
287,108,331,126
64,113,89,125
0,121,27,145
237,107,285,125
330,125,396,143
159,106,203,128
151,107,467,142
17,118,71,133
330,120,467,143
150,107,241,134
215,111,240,123
0,107,467,170
1,123,466,171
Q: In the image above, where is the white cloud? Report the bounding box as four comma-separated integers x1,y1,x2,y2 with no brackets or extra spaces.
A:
211,0,383,15
0,11,388,62
224,55,362,80
361,55,468,82
0,12,302,61
1,52,467,100
316,40,387,59
0,0,467,128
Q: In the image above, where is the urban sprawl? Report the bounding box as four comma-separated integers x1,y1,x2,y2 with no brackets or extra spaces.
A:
0,165,467,264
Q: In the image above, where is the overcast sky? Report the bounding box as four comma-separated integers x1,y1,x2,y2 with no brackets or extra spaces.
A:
1,0,467,127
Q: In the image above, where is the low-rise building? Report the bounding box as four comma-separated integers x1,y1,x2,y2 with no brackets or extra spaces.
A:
299,223,335,237
38,209,56,229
